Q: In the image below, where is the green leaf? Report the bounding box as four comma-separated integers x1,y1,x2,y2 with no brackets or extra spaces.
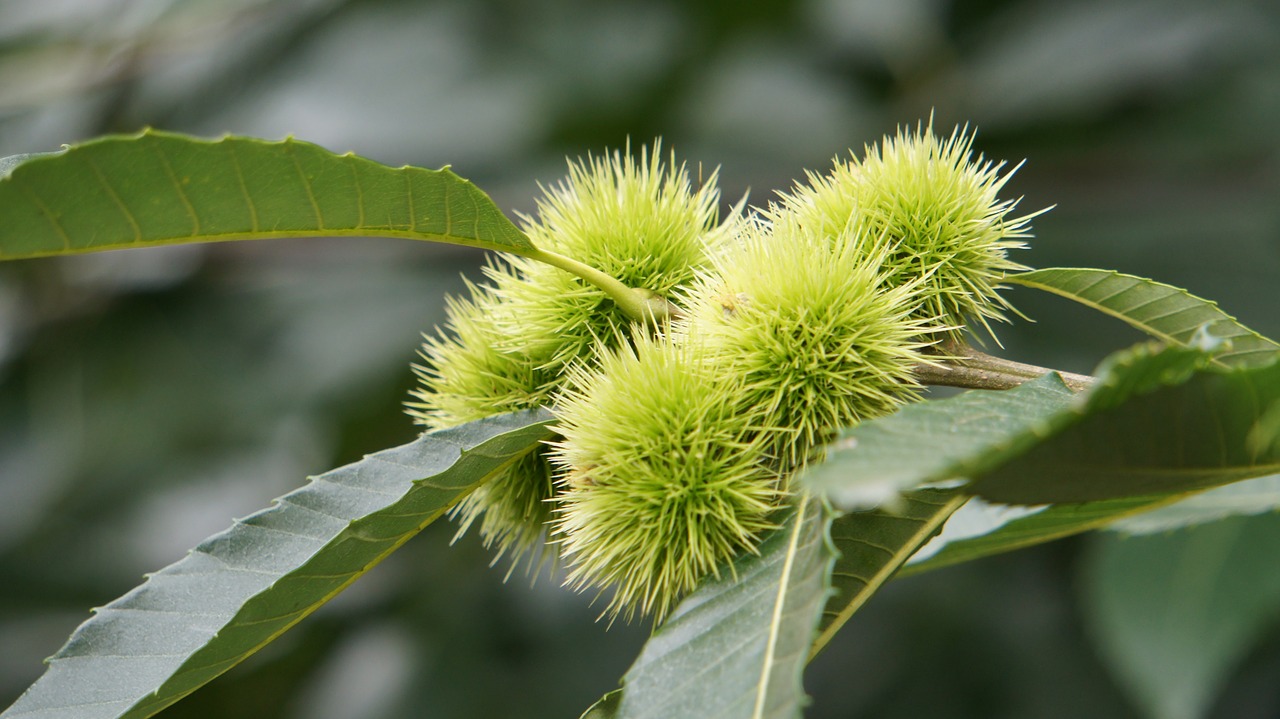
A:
1107,473,1280,535
834,278,1280,572
805,372,1078,509
811,489,967,656
579,691,622,719
0,151,59,178
970,346,1280,504
1007,268,1280,368
901,494,1180,576
807,342,1280,507
877,402,1280,574
1081,513,1280,719
601,499,835,719
1,410,554,719
0,130,534,260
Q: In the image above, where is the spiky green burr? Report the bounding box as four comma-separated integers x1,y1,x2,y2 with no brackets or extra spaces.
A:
408,143,730,563
550,337,780,622
681,218,937,470
774,122,1043,340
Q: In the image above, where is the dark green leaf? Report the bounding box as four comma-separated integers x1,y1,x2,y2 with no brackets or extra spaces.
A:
1007,268,1280,368
971,346,1280,503
807,343,1280,507
1108,474,1280,534
1,410,554,719
1081,513,1280,719
603,500,834,719
812,489,967,656
901,495,1178,576
0,130,533,260
811,288,1279,574
805,373,1078,509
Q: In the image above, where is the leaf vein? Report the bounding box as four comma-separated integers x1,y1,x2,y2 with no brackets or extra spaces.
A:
287,140,325,230
406,171,417,233
345,154,366,230
223,140,260,234
83,156,142,244
17,184,72,251
152,143,200,237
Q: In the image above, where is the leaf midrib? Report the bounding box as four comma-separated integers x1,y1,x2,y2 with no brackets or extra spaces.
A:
0,228,527,261
752,499,808,719
810,492,966,657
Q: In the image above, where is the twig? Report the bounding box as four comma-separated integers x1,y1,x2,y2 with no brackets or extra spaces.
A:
914,339,1094,392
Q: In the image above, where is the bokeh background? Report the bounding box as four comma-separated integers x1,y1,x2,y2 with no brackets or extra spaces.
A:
1,1,1278,717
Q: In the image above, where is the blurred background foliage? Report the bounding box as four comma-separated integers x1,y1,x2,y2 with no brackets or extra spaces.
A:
1,0,1278,717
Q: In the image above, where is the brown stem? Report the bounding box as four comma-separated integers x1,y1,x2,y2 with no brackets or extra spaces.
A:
914,340,1095,393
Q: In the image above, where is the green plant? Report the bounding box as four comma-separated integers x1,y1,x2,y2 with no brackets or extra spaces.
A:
0,123,1277,719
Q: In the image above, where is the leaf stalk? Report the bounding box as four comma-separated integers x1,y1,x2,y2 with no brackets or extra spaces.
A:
521,247,679,324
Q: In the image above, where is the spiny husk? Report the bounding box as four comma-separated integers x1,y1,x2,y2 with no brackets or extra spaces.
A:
407,284,558,563
408,142,732,564
773,121,1045,341
679,218,940,470
416,125,1044,618
550,336,781,622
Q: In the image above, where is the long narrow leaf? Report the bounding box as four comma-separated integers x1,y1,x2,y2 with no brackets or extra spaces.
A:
1108,473,1280,534
2,410,554,719
971,347,1280,504
1007,268,1280,368
805,373,1078,509
901,494,1180,576
829,274,1280,573
599,499,834,719
807,343,1280,508
0,131,533,259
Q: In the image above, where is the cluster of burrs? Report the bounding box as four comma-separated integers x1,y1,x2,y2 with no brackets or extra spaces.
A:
408,124,1040,621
